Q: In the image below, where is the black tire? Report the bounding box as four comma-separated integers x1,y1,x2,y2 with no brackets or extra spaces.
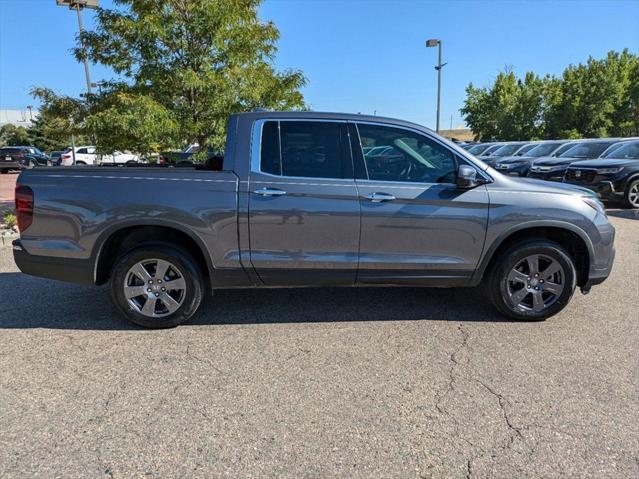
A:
624,178,639,209
110,244,204,328
485,239,577,321
76,161,86,165
0,169,7,174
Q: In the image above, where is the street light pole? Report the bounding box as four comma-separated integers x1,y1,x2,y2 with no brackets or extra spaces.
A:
426,39,446,134
75,3,92,95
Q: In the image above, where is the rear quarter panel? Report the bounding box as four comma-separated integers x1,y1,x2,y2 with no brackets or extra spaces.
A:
17,167,241,278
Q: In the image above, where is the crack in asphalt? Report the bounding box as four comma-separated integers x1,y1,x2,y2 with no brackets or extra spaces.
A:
185,344,226,375
434,324,470,417
476,379,524,446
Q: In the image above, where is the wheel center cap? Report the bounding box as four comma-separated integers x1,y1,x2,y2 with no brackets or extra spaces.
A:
530,278,539,287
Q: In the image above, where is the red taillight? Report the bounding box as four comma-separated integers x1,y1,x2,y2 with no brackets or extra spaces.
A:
159,155,167,164
15,184,34,232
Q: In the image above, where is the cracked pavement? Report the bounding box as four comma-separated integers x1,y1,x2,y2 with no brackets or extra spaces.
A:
1,211,638,478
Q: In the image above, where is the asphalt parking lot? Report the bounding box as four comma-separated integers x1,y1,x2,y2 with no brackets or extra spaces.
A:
0,209,637,478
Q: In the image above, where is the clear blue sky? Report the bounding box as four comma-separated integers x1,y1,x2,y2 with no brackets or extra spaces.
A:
1,0,638,129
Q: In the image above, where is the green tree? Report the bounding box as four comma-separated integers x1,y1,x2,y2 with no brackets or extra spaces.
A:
0,124,31,147
77,0,306,151
460,71,548,140
29,87,89,149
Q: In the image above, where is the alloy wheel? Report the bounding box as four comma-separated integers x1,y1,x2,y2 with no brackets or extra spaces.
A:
123,258,187,318
629,182,639,208
506,254,565,312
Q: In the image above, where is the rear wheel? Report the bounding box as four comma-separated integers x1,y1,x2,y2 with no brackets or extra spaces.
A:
110,245,204,328
0,169,7,174
485,239,577,321
76,161,86,165
625,179,639,209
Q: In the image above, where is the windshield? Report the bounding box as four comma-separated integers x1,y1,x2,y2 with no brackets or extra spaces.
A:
559,142,612,159
600,142,627,158
605,141,639,159
514,144,537,156
481,144,504,156
551,142,577,157
468,143,492,155
491,143,524,157
524,142,563,157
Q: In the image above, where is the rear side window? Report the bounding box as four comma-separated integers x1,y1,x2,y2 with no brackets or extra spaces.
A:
77,148,88,154
259,121,348,179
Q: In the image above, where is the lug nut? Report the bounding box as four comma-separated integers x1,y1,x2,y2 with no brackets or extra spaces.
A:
161,287,166,292
540,279,544,283
147,288,151,292
148,280,153,284
157,279,162,283
155,292,160,297
535,286,539,290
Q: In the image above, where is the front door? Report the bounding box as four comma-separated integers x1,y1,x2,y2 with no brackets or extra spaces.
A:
352,122,489,285
248,120,360,286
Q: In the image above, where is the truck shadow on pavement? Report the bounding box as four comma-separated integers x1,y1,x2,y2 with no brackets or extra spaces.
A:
0,272,511,330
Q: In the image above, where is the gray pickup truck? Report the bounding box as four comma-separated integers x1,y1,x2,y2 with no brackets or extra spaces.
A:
12,111,615,328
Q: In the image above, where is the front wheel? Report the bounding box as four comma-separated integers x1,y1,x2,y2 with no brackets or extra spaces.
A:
485,240,577,321
110,245,204,328
625,179,639,209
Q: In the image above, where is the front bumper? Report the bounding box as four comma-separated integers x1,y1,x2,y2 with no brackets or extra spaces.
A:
564,178,626,201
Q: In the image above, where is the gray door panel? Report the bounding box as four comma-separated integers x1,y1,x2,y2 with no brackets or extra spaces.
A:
356,181,489,283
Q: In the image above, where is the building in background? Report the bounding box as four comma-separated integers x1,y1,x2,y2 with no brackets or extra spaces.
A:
0,109,39,128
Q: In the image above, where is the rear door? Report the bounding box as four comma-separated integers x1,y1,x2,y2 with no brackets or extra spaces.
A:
351,122,489,285
248,119,361,285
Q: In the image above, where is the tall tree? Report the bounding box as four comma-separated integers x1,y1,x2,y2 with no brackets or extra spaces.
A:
77,0,306,151
0,124,31,147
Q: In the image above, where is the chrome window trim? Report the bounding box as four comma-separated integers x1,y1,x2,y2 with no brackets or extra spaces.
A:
250,118,353,182
351,120,492,185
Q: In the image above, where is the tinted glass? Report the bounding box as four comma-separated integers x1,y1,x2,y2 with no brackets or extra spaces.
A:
481,144,502,156
600,142,627,158
260,121,280,175
552,142,576,157
560,142,613,158
260,121,345,179
525,142,563,157
279,122,342,178
515,144,536,156
77,148,88,154
606,141,639,159
492,143,524,156
356,124,456,183
468,144,491,155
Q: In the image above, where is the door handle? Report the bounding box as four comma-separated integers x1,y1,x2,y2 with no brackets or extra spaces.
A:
365,192,395,203
253,187,287,197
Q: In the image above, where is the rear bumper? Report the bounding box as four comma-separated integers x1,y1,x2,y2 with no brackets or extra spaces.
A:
0,161,23,170
12,239,95,285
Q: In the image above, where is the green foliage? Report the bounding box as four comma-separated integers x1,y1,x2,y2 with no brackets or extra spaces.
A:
86,92,179,155
461,49,639,140
0,124,31,147
2,211,17,229
76,0,307,151
29,87,90,150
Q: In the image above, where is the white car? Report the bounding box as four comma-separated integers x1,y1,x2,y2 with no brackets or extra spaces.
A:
60,146,141,166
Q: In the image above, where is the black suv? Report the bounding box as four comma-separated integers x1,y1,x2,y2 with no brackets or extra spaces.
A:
0,146,51,173
564,140,639,208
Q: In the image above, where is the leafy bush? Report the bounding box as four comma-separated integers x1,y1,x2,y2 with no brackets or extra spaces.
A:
2,211,16,229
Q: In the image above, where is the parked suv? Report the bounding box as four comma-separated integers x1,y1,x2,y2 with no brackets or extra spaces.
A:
564,139,639,208
528,139,624,181
13,112,615,328
1,146,51,173
60,146,140,166
481,142,530,167
493,140,572,177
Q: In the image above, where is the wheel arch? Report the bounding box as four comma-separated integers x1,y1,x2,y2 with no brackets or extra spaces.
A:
475,221,594,287
92,220,214,285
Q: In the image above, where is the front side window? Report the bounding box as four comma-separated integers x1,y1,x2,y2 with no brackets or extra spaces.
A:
607,141,639,159
356,124,456,183
259,121,345,179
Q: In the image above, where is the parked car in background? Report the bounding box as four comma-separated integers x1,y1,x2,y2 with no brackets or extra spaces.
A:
60,146,141,166
159,144,200,165
493,140,570,177
0,146,51,173
564,139,639,208
528,139,624,181
12,111,615,328
49,151,64,166
466,142,495,156
481,141,530,167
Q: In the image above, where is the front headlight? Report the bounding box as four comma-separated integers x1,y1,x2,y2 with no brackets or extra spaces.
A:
582,197,606,216
596,167,624,174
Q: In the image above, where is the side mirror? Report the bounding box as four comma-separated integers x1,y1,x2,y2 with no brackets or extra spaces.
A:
457,164,478,189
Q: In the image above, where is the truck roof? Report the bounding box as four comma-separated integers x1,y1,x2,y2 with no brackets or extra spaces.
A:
233,110,434,133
